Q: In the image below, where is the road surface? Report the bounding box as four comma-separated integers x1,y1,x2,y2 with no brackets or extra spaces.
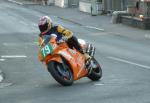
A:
0,0,150,103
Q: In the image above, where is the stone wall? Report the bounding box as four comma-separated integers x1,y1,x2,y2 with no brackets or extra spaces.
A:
121,16,150,29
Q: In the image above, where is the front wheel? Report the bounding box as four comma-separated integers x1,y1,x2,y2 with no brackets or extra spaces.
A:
47,60,73,86
88,58,102,81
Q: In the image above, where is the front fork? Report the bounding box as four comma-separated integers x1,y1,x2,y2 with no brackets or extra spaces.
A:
86,44,96,57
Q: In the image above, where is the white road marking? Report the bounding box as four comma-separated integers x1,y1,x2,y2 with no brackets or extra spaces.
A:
8,0,23,5
0,75,3,82
92,32,109,36
32,23,37,27
3,42,37,46
31,26,38,31
0,69,3,82
1,55,27,58
0,59,5,61
107,32,121,35
0,83,13,88
145,34,150,38
19,21,28,26
107,56,150,69
94,83,104,86
83,25,104,31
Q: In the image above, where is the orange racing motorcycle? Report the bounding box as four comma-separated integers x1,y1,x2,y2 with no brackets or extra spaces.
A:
38,34,102,86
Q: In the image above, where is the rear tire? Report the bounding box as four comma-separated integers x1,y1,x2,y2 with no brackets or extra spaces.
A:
88,58,102,81
47,60,73,86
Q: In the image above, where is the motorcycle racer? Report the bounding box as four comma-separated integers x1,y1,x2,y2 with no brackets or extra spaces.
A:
37,16,91,62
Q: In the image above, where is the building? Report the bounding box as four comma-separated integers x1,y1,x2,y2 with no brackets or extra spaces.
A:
53,0,79,8
103,0,128,13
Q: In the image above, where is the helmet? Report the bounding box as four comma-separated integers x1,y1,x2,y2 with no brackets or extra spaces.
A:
38,16,52,34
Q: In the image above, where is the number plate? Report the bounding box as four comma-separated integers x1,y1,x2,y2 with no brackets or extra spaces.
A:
40,43,53,58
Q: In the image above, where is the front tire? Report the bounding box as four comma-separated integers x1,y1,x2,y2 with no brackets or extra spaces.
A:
47,60,73,86
88,58,102,81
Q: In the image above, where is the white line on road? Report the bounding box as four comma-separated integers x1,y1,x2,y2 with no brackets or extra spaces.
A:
32,23,37,27
94,83,104,86
3,42,37,46
107,56,150,70
145,34,150,38
83,26,105,31
1,55,27,58
0,83,13,88
19,21,28,26
8,0,23,5
0,75,3,82
0,59,5,61
0,70,3,82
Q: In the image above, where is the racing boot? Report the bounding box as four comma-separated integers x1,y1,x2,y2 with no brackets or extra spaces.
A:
84,53,92,69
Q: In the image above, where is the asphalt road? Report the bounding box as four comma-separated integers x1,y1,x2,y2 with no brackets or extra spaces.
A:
0,0,150,103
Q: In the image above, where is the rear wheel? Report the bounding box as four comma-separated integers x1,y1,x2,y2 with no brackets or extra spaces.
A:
47,59,73,86
88,58,102,81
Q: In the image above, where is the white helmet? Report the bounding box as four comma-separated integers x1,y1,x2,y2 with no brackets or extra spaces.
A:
38,16,52,34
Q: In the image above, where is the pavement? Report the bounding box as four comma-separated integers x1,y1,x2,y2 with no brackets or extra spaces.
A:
7,0,150,35
8,0,42,5
26,6,111,32
7,0,117,32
